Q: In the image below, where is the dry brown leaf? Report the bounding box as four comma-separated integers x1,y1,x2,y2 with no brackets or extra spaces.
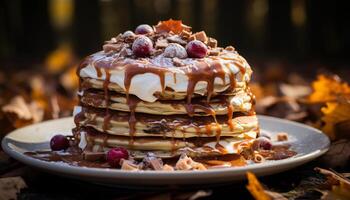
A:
2,96,44,128
315,168,350,199
0,177,27,200
308,75,350,103
154,19,191,34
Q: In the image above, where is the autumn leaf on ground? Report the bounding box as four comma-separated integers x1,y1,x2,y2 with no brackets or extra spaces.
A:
246,172,287,200
45,43,74,74
308,75,350,103
315,168,350,199
320,100,350,140
2,96,44,128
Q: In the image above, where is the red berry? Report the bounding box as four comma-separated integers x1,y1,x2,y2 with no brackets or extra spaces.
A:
132,36,153,57
186,40,208,58
252,137,272,151
50,134,70,151
107,147,129,167
135,24,154,35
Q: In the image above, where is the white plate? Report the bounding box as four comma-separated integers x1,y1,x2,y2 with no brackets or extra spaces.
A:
2,116,330,186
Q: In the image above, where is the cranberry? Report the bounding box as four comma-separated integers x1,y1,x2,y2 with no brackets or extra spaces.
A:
135,24,154,35
107,147,129,167
132,36,153,57
186,40,208,58
50,134,70,151
252,137,272,151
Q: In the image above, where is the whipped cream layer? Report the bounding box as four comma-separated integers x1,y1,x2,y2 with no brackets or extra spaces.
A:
79,50,252,102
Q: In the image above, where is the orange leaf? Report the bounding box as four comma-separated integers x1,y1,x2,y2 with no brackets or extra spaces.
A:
154,19,191,34
246,172,271,200
308,75,350,103
321,101,350,140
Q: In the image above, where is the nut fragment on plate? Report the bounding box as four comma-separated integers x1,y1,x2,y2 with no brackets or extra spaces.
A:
175,154,207,170
277,132,289,141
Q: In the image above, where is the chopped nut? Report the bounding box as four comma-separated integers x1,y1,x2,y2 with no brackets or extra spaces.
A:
208,49,220,56
119,47,133,57
121,159,139,171
105,37,118,44
192,31,208,43
142,153,164,170
188,35,196,41
167,35,187,45
225,46,235,51
172,57,185,67
175,154,207,170
163,43,187,59
103,43,124,53
207,37,217,48
83,151,106,161
277,132,289,141
155,38,169,49
162,164,174,171
180,30,191,39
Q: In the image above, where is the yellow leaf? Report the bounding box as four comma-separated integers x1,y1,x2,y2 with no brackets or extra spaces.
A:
246,172,271,200
46,44,73,73
308,75,350,103
321,101,350,140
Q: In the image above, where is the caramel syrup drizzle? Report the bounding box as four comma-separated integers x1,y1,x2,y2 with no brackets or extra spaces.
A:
78,50,250,153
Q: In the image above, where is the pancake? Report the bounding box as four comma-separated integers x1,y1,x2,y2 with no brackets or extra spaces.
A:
73,20,260,165
79,89,253,116
75,126,257,158
74,106,258,138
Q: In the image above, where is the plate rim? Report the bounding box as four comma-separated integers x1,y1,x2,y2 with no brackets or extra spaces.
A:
1,115,330,179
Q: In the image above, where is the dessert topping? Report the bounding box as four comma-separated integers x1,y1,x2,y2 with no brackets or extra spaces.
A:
135,24,154,35
191,31,208,44
50,134,70,151
154,19,191,34
122,30,136,38
251,137,272,151
167,35,187,45
106,147,129,167
155,38,169,49
132,35,153,57
186,40,208,58
163,43,187,59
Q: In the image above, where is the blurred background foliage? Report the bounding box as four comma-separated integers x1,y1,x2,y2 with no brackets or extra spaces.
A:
0,0,349,70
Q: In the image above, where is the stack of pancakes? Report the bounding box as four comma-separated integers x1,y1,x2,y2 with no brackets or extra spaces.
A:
74,21,258,159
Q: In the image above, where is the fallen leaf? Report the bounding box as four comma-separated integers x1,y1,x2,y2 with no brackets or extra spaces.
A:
0,177,27,200
45,44,74,74
246,172,272,200
321,100,350,140
315,168,350,199
308,75,350,103
2,96,44,128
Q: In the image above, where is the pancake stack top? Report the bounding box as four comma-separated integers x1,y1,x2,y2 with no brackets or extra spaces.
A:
74,20,259,165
